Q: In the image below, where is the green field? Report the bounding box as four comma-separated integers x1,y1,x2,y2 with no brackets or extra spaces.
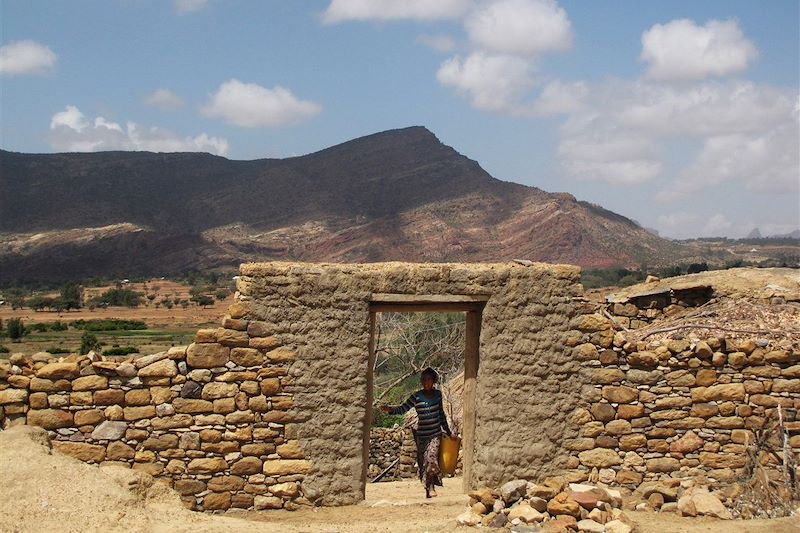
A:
0,326,197,358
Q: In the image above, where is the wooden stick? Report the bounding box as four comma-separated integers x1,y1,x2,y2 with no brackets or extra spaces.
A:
601,308,630,332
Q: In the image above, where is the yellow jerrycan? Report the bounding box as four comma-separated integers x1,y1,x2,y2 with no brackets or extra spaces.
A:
439,435,461,475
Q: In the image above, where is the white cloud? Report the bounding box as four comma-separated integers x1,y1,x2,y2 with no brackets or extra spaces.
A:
48,105,228,155
201,79,322,128
618,81,792,137
556,79,798,191
437,53,535,114
663,125,799,200
0,40,57,76
530,80,586,115
558,133,662,185
416,34,457,53
144,88,185,110
656,212,736,239
641,19,757,81
465,0,572,56
51,105,89,131
321,0,472,24
175,0,208,13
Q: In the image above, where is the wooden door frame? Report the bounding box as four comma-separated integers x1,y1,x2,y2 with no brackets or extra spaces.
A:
365,293,487,493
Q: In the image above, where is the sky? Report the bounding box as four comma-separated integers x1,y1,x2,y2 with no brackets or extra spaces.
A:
1,0,798,239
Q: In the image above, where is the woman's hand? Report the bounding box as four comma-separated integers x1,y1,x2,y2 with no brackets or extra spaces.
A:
379,405,392,414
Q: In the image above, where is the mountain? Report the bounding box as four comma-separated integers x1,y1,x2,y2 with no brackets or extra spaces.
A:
0,127,692,282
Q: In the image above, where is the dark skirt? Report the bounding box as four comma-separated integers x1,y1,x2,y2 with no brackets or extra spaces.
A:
415,433,443,490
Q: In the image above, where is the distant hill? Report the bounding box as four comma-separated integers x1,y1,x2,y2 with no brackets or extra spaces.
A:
0,127,693,282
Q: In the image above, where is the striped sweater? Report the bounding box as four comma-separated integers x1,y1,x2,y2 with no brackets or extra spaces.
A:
390,389,451,439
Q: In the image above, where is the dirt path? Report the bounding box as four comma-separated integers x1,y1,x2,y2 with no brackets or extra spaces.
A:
238,477,469,533
234,478,800,533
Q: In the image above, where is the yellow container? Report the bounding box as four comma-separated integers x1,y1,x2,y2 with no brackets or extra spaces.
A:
439,435,461,475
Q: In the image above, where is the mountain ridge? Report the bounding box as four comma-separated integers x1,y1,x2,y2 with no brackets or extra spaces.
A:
0,126,692,281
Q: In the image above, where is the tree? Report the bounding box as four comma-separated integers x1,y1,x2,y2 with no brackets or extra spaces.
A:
79,331,101,355
60,283,83,310
193,295,214,307
7,318,25,342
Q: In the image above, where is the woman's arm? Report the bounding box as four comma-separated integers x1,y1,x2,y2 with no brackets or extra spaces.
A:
387,394,416,415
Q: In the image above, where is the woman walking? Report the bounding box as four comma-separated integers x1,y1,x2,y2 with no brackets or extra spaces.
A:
382,367,452,498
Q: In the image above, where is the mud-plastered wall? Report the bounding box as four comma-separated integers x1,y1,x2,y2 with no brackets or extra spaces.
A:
235,261,584,504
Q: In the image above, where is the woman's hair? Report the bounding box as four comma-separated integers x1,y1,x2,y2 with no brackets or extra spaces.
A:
420,367,438,383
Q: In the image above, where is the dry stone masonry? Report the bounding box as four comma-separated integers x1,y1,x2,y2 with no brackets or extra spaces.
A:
563,310,800,491
1,261,798,515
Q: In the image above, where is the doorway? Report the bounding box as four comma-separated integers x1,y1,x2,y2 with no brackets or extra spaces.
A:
364,293,486,493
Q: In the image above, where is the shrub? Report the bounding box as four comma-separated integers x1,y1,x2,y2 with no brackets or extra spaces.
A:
372,408,405,428
102,346,139,356
7,318,25,342
79,331,101,355
70,319,147,331
87,286,144,308
46,347,71,354
0,345,9,354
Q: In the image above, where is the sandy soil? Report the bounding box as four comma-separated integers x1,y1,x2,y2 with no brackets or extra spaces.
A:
2,425,797,533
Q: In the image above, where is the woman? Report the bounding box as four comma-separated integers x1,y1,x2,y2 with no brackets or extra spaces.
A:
381,367,452,498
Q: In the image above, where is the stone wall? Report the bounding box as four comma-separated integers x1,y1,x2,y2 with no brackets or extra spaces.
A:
563,312,800,487
368,427,416,481
0,261,586,509
0,335,308,511
8,262,793,510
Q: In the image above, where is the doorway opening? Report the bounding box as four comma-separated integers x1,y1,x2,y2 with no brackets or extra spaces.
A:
364,294,486,496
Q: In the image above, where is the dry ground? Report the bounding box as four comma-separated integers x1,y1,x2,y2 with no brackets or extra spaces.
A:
2,426,797,533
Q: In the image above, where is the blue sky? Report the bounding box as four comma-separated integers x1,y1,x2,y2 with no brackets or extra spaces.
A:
1,0,798,238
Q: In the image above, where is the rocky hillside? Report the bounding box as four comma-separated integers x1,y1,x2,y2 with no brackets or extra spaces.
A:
0,127,691,281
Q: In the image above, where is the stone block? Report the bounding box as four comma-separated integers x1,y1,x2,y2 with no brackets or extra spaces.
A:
186,343,230,368
106,441,135,460
577,449,621,468
276,440,304,459
231,457,263,475
260,378,281,396
94,389,125,405
52,441,106,463
619,434,646,451
202,382,239,400
203,492,232,510
138,359,178,378
92,421,127,440
173,398,213,414
143,434,179,451
72,375,108,391
123,406,155,421
645,457,680,473
592,369,625,384
125,389,151,406
602,386,638,404
207,475,246,492
27,409,73,429
262,459,311,476
254,495,283,510
0,388,28,405
691,384,745,402
695,369,716,387
35,362,80,380
266,347,296,362
616,404,645,420
74,409,104,426
230,348,264,367
215,328,250,348
187,457,228,474
174,479,206,496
